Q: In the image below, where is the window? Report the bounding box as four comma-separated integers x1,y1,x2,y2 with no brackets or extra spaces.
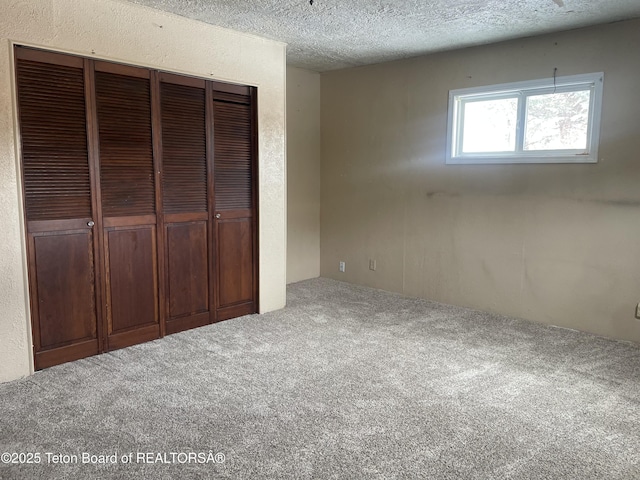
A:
446,72,604,164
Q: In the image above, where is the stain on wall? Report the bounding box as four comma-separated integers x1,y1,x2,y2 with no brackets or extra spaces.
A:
321,19,640,343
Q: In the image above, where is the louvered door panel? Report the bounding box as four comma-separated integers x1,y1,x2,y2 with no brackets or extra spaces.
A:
95,70,155,218
161,81,207,213
95,64,159,349
213,87,257,319
18,58,91,221
15,48,100,369
160,76,212,333
214,100,252,211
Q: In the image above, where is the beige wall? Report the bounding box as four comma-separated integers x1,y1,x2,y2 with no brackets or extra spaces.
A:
0,0,287,383
287,67,321,283
321,19,640,343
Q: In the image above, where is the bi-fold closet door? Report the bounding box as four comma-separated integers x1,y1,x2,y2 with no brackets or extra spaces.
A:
94,62,161,351
15,47,257,370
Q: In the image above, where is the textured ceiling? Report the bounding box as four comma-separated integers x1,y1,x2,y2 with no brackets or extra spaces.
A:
126,0,640,72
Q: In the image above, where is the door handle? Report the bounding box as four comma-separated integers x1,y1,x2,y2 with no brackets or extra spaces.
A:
215,213,221,219
87,221,95,227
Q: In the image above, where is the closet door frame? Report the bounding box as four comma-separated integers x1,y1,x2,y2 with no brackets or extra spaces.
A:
15,45,259,369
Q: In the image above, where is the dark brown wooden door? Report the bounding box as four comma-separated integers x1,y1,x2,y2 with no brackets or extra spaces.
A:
16,46,259,369
94,62,160,349
160,74,213,334
213,86,258,320
16,49,102,369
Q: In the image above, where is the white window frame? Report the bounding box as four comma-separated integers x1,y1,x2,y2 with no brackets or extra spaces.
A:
446,72,604,164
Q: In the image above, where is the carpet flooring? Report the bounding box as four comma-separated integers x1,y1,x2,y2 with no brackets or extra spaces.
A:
1,277,639,479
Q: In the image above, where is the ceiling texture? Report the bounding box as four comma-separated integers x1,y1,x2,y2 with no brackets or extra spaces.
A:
126,0,640,72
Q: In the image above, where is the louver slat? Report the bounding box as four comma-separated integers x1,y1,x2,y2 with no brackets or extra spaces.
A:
213,90,250,105
95,72,155,217
17,59,92,221
161,82,207,213
214,100,252,211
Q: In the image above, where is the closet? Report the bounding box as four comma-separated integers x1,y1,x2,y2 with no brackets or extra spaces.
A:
15,46,258,369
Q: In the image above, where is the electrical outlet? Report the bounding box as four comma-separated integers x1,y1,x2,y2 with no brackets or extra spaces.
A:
636,302,640,319
369,259,376,271
339,261,345,273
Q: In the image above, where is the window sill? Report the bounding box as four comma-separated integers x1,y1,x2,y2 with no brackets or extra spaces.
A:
446,155,598,165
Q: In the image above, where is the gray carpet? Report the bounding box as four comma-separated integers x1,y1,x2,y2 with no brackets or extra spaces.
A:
1,277,639,479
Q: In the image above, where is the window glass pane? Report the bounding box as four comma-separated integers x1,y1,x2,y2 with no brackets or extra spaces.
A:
524,90,591,151
461,98,518,153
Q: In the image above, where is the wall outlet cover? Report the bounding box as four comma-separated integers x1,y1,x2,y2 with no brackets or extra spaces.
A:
339,261,345,273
